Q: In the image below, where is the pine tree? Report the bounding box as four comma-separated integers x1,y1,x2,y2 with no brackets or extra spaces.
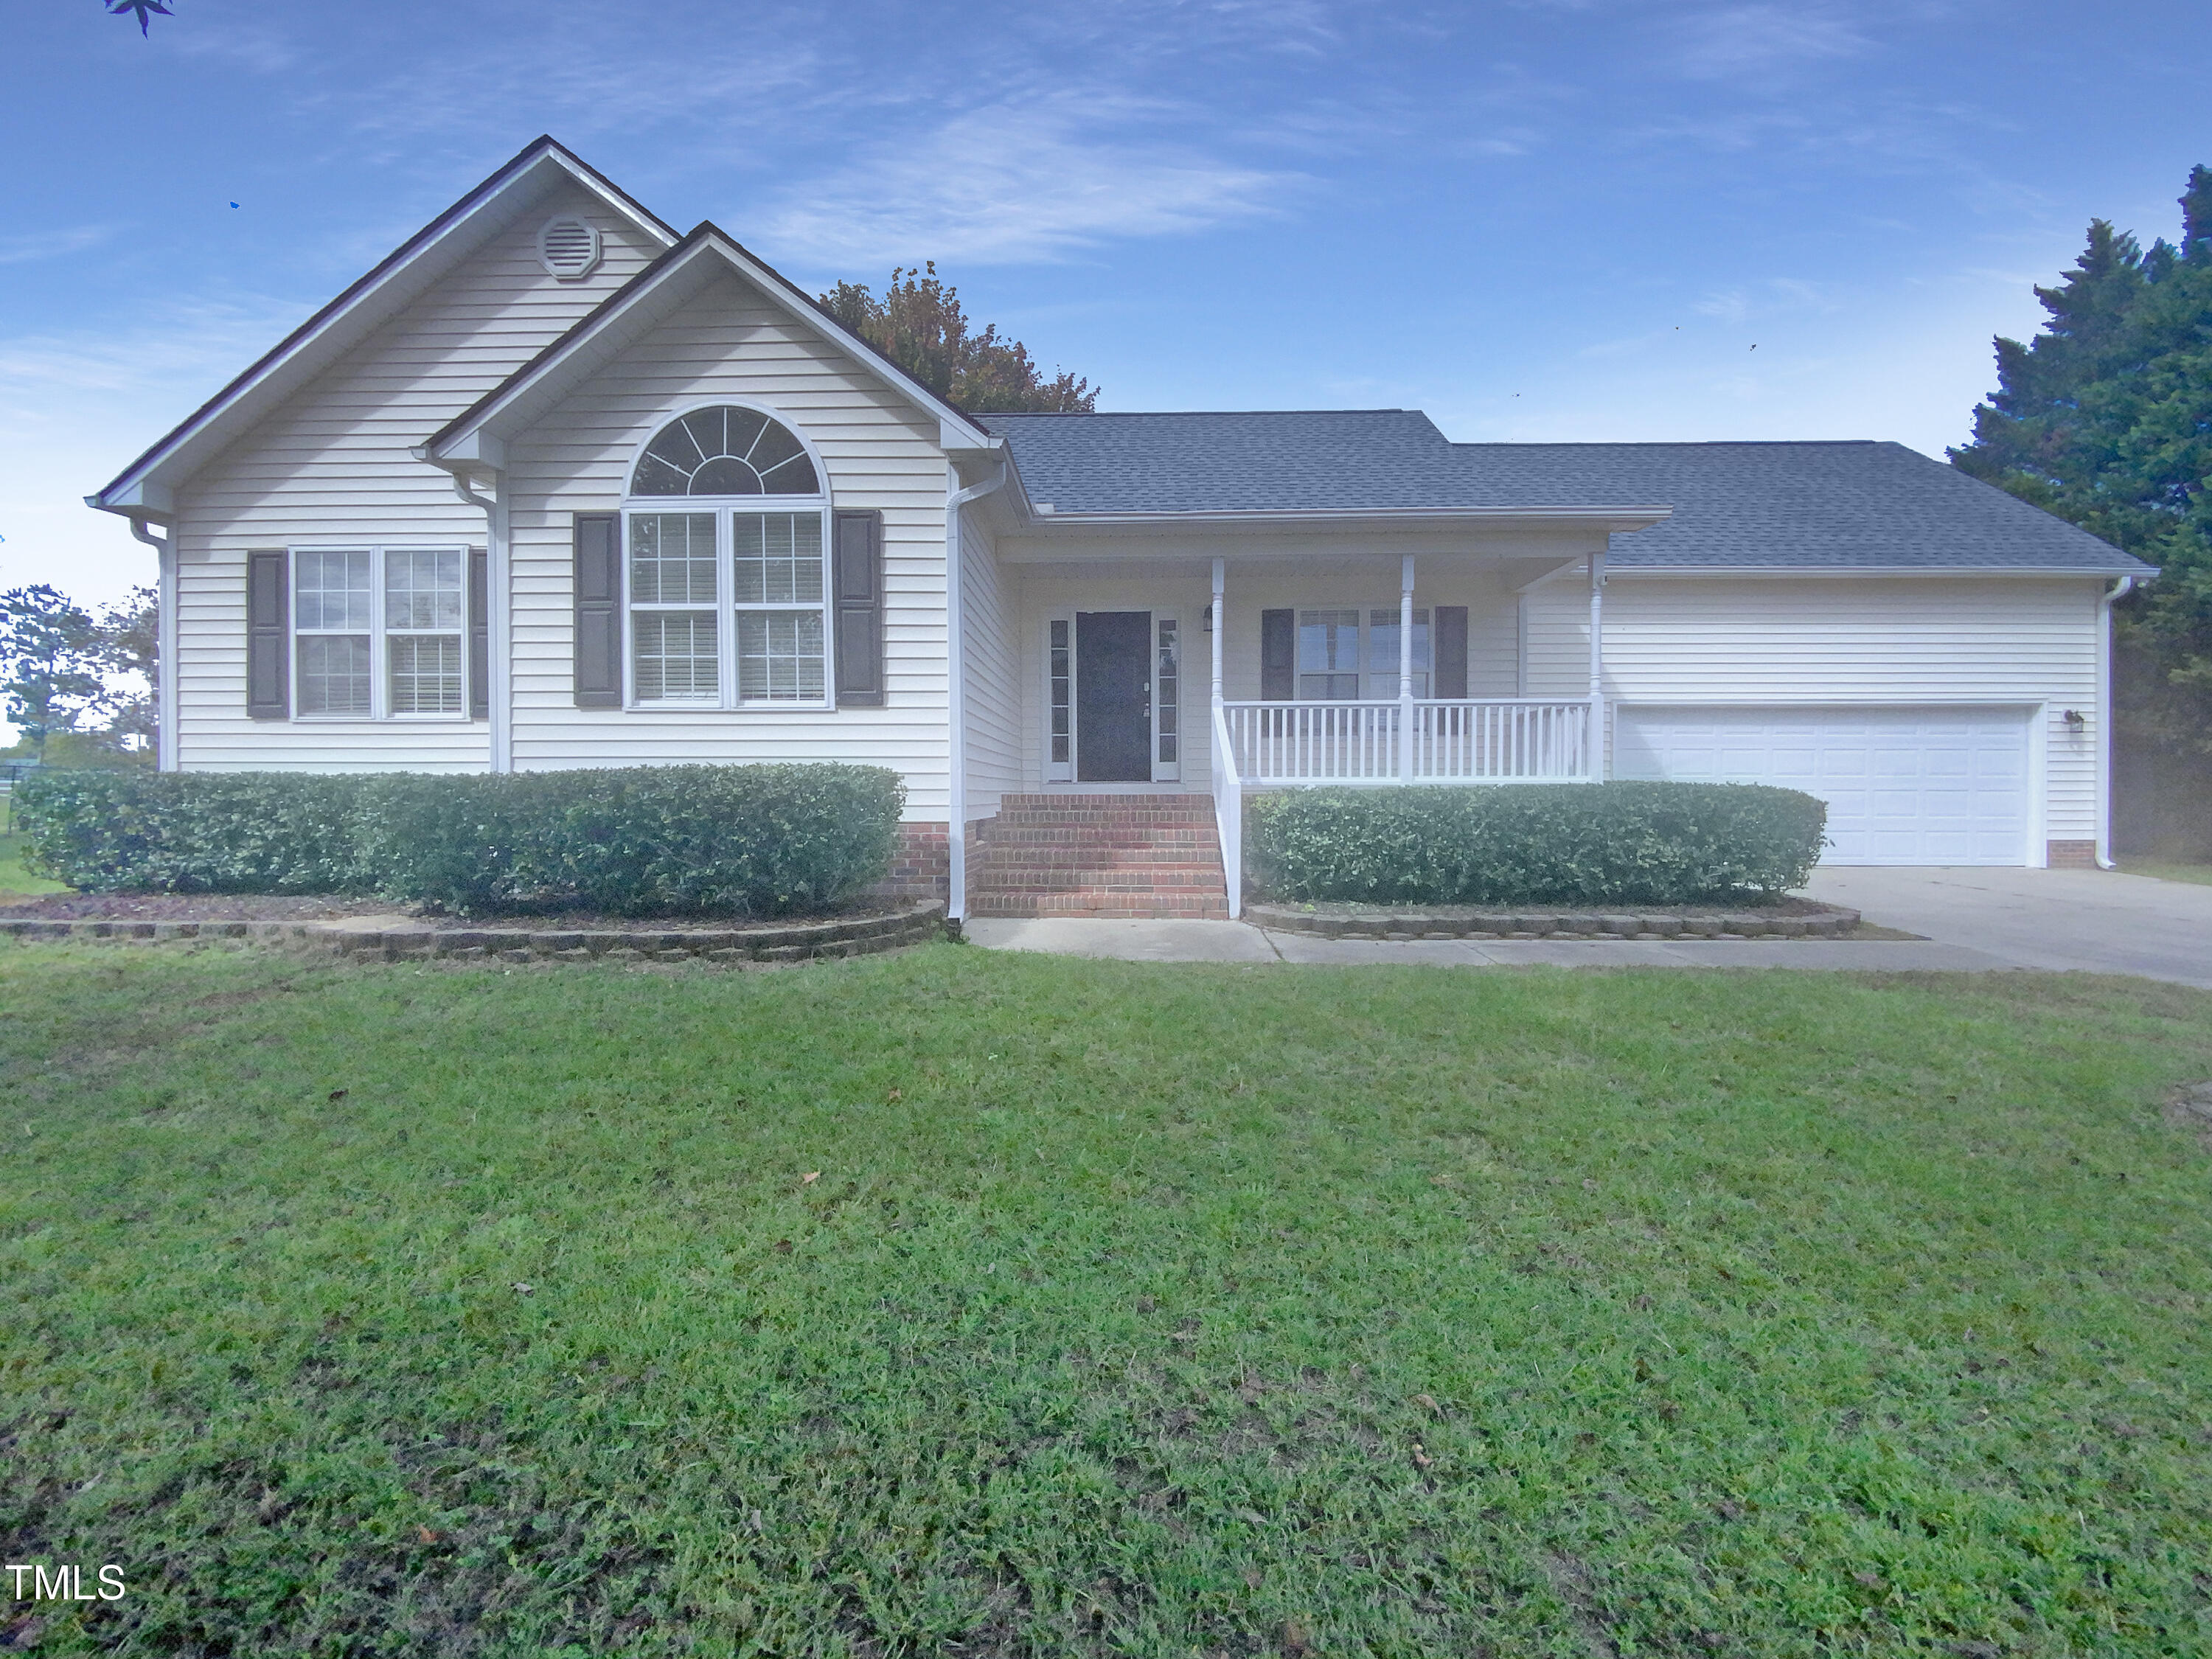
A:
1951,167,2212,768
818,265,1099,415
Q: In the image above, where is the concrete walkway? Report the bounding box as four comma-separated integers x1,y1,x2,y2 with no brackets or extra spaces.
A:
967,867,2212,987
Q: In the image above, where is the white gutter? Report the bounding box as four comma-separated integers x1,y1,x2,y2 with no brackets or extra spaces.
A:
2096,574,2137,870
127,515,178,772
944,459,1009,924
448,470,511,773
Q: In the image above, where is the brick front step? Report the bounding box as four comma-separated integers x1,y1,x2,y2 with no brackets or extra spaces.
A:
968,795,1229,919
972,894,1232,919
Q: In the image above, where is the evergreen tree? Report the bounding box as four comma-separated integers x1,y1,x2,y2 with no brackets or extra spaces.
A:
818,264,1099,415
0,585,107,757
1951,167,2212,761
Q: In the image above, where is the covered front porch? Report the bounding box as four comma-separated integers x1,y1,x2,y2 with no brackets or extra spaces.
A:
982,537,1620,918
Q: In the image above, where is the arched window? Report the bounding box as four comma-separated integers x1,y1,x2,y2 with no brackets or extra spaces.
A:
630,406,820,496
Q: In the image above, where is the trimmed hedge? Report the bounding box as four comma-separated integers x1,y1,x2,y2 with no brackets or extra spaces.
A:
14,764,906,917
1246,782,1827,905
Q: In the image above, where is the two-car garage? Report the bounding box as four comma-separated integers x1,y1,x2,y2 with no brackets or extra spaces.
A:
1613,704,2036,866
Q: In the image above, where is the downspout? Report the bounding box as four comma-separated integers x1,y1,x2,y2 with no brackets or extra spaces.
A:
1587,549,1607,782
2095,575,2136,870
944,461,1008,923
127,515,178,772
450,471,512,773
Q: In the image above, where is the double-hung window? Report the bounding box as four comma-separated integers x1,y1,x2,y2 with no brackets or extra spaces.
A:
293,546,467,717
622,406,832,709
1295,607,1429,700
622,509,830,706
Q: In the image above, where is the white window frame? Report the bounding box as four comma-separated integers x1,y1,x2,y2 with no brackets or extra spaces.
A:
1294,603,1430,700
619,505,836,710
1044,612,1074,783
289,543,472,723
619,402,835,712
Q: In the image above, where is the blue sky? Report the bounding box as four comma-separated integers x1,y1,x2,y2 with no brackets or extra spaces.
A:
1,0,2205,611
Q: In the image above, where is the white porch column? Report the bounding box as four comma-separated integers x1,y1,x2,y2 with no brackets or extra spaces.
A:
1211,557,1225,712
1587,549,1607,781
1398,554,1416,783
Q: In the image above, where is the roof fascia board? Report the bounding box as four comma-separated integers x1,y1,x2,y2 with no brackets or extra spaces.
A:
90,137,676,517
430,226,996,463
427,240,723,463
1607,563,2159,579
695,227,993,451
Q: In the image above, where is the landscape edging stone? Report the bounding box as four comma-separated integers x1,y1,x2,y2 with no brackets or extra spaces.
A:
1245,900,1861,940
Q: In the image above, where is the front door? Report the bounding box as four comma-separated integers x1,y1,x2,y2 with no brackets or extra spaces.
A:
1075,611,1152,782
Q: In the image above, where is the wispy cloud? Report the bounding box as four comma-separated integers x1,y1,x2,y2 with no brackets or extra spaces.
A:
164,18,302,75
0,226,112,267
1694,277,1836,322
305,10,827,147
759,91,1305,267
1669,4,1871,82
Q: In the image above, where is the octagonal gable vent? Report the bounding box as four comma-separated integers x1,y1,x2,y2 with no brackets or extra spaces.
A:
538,215,602,280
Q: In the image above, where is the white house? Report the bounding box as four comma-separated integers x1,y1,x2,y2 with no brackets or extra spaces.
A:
87,138,2154,920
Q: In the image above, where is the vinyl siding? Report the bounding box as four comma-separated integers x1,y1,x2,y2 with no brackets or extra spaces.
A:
501,268,953,815
1524,571,2105,840
960,507,1022,820
169,180,661,771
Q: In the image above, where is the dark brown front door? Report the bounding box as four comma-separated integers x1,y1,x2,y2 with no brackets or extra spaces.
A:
1076,611,1152,782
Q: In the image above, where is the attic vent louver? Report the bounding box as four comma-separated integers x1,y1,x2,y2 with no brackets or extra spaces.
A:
538,216,601,280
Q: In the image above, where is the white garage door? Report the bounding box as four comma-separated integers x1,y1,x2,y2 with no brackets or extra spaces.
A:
1614,705,2033,866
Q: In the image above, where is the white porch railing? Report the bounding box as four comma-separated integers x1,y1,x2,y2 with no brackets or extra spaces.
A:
1221,699,1595,785
1210,701,1245,918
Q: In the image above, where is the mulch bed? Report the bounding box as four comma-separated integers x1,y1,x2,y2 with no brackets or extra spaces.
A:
0,894,408,922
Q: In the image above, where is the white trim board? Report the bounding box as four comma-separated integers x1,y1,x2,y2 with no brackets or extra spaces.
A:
89,139,677,519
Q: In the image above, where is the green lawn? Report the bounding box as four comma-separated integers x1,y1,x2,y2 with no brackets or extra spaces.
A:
2122,858,2212,888
4,944,2210,1657
0,829,67,896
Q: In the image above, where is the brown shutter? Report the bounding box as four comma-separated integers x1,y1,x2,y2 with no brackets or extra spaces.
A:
832,508,884,707
246,549,289,719
1433,605,1468,700
1259,608,1294,700
573,513,621,708
467,547,490,720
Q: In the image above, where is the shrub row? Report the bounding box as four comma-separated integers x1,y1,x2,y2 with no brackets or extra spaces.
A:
14,764,906,917
1245,782,1827,905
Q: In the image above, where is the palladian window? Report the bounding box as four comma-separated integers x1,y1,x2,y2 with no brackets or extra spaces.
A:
622,407,832,706
630,405,820,497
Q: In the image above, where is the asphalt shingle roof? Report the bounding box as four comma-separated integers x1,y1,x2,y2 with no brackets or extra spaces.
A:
975,410,2149,574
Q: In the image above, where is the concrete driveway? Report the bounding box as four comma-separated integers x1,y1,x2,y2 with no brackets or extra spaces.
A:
1803,866,2212,988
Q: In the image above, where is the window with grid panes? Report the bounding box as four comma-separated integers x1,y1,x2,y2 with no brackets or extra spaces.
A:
292,547,466,718
1295,607,1430,698
624,408,832,708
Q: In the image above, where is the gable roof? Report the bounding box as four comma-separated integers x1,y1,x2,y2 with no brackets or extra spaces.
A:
425,222,997,469
1447,440,2149,573
980,409,1481,514
978,412,2150,574
88,136,679,518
